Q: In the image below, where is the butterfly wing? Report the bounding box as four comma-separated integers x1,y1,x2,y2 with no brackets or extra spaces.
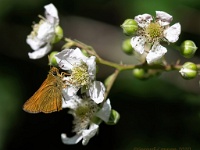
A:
23,74,62,113
39,86,62,113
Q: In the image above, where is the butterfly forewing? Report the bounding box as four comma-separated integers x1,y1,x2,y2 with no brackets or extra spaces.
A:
23,67,64,113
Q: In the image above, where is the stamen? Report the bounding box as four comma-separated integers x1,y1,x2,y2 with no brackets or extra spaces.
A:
70,62,90,87
72,100,98,133
145,22,164,43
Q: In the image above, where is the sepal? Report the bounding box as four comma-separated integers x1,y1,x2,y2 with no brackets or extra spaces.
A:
105,109,120,125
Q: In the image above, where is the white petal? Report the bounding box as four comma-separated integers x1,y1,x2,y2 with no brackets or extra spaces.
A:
156,11,173,26
55,49,75,70
26,36,45,50
82,123,99,145
63,84,79,97
164,23,181,43
37,22,54,41
61,133,83,145
55,48,88,70
62,86,80,108
62,95,81,109
68,48,88,61
131,36,146,54
67,86,79,96
146,43,167,64
95,99,111,122
28,43,51,59
44,3,59,25
86,56,96,80
135,14,153,28
88,81,105,104
55,58,73,70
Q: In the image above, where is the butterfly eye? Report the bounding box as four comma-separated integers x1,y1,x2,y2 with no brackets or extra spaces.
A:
52,70,58,76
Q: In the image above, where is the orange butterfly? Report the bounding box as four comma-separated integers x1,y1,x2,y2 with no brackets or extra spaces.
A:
23,67,67,113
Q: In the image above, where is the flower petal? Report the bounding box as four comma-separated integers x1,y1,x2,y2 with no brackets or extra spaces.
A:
37,22,55,41
28,43,51,59
164,23,181,43
55,48,88,70
95,99,111,122
86,56,96,80
62,95,81,109
61,133,83,145
82,123,99,145
26,37,45,51
131,36,146,54
156,11,173,26
63,83,79,96
135,14,153,28
146,43,167,64
88,81,105,104
44,3,59,25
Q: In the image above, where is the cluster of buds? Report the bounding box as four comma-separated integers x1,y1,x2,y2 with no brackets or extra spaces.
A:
121,11,199,80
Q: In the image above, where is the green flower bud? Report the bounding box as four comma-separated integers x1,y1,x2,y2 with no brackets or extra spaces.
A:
179,62,198,80
132,68,148,80
52,25,63,44
121,19,138,36
180,40,198,58
122,38,134,55
106,109,120,125
48,51,59,66
133,68,161,80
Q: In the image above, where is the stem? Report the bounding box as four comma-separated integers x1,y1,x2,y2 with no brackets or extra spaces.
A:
64,38,200,72
104,69,120,100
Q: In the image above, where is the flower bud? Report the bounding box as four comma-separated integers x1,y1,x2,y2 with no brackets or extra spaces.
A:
180,40,197,58
121,19,138,36
48,51,59,66
122,38,134,55
179,62,197,79
106,109,120,125
52,25,63,44
133,68,161,80
132,68,148,80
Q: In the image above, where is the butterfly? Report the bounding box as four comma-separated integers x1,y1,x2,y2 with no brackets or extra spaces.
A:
23,67,67,113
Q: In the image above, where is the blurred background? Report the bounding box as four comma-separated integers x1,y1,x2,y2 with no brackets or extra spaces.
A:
1,0,200,149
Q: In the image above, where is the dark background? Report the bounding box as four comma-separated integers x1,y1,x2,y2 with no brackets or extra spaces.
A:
1,0,200,150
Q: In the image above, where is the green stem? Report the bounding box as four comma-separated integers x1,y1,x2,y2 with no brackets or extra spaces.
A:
104,69,120,100
64,38,200,72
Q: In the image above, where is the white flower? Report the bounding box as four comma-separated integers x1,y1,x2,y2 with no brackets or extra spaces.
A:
26,3,59,59
61,99,111,145
56,48,105,104
55,48,96,78
131,11,181,64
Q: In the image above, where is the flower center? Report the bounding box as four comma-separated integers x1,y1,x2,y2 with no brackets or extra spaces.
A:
73,100,98,133
70,62,90,87
145,22,163,43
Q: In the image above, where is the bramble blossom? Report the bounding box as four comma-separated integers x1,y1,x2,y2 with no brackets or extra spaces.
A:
131,11,181,64
61,97,111,145
55,48,105,104
56,47,111,145
26,3,60,59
